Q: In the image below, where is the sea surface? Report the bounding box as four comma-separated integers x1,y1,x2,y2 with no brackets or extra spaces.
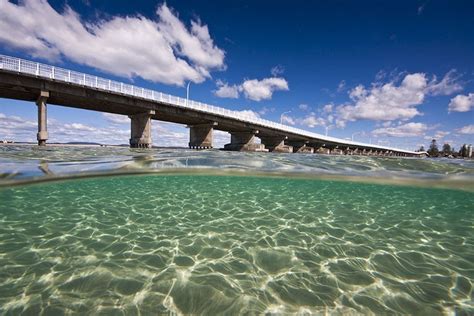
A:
0,145,473,315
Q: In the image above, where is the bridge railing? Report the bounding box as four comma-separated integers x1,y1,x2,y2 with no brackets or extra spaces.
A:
0,54,417,154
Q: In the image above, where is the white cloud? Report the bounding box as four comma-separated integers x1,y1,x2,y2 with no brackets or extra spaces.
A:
434,130,450,139
300,114,326,128
333,70,463,126
0,1,225,86
214,77,289,101
448,93,474,112
372,122,429,137
236,110,261,121
281,114,295,125
213,80,239,98
271,65,285,76
298,103,309,111
258,107,274,115
457,125,474,135
64,123,96,132
322,104,333,113
240,77,289,101
337,80,346,93
102,113,130,124
426,70,463,96
337,73,427,123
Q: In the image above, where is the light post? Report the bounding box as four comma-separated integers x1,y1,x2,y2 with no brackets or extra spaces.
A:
280,110,291,124
186,81,191,106
325,126,329,136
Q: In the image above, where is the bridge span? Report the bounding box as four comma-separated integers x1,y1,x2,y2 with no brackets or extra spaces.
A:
0,55,423,157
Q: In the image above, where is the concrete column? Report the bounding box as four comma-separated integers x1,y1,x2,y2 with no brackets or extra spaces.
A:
259,135,293,153
332,147,344,155
224,130,267,151
129,110,154,148
188,122,216,149
36,90,49,146
289,141,314,153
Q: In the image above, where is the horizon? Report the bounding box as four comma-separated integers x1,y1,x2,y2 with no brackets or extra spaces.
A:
0,0,473,151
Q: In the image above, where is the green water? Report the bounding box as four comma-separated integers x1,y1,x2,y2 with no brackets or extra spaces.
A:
0,174,472,315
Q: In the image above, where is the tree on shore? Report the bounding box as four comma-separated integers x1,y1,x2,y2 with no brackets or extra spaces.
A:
441,143,452,156
418,145,425,152
427,139,439,157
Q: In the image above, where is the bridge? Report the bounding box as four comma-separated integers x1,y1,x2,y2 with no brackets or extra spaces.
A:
0,55,423,157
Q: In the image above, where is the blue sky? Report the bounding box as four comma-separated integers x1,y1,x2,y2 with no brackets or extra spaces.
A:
0,0,473,150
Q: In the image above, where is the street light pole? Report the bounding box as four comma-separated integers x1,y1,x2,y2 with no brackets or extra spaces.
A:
325,126,329,136
280,110,291,124
186,81,191,106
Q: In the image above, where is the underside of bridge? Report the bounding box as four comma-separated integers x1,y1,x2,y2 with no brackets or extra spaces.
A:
0,71,421,157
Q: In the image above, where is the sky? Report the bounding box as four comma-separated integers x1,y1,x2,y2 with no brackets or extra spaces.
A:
0,0,473,150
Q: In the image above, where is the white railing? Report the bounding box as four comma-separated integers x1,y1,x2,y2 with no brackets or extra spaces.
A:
0,54,419,154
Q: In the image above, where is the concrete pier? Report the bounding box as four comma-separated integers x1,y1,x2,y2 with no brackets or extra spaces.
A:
224,131,267,151
259,136,293,153
315,146,330,154
188,122,216,149
130,110,154,148
36,90,49,146
289,141,314,153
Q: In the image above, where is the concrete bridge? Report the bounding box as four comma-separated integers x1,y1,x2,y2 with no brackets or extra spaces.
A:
0,55,423,157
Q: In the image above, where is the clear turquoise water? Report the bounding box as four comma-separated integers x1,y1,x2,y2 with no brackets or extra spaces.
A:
0,146,473,314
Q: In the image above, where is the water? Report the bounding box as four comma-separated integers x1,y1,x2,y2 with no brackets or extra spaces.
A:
0,145,473,314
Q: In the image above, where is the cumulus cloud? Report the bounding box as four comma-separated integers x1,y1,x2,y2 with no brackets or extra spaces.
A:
300,114,326,128
236,110,261,121
281,114,295,125
102,113,130,124
448,93,474,112
426,70,463,96
338,73,427,123
214,77,289,101
332,70,463,126
0,0,225,85
372,122,429,137
0,113,37,141
213,80,239,98
434,130,450,139
298,104,309,111
322,104,333,113
240,77,289,101
457,125,474,135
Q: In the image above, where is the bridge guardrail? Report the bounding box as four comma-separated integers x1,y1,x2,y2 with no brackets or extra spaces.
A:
0,54,417,154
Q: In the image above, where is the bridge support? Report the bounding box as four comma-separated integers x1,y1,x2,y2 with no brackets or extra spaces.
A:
331,147,344,155
36,91,49,146
129,110,154,148
224,130,267,151
188,122,216,149
289,141,314,153
259,136,293,153
314,146,330,154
